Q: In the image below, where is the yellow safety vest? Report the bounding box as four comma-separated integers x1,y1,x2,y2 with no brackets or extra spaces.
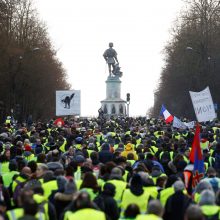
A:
65,208,106,220
74,166,81,181
33,194,49,220
42,180,58,198
160,187,175,207
0,162,9,175
107,179,127,204
201,205,220,219
200,141,209,150
121,189,150,215
59,138,67,153
2,171,19,187
12,176,26,192
143,186,158,199
25,154,37,162
7,208,45,220
127,160,135,166
159,152,174,161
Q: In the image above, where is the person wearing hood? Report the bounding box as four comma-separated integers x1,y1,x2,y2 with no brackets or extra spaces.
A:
121,174,150,216
94,183,119,220
121,143,138,160
98,143,113,164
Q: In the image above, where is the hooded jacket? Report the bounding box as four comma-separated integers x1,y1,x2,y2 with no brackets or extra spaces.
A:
121,143,138,160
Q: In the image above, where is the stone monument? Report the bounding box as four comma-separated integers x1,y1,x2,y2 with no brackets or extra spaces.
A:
100,43,126,116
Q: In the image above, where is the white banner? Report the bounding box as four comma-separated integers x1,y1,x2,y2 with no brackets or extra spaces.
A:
184,121,195,129
56,90,81,116
173,116,195,129
189,87,215,122
173,116,187,129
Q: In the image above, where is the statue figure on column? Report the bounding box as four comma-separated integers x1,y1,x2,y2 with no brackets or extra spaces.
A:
103,42,122,78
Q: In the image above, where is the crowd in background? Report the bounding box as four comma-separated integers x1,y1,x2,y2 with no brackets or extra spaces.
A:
0,116,219,220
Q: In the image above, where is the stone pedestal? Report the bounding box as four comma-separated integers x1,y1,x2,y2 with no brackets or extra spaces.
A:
101,75,126,116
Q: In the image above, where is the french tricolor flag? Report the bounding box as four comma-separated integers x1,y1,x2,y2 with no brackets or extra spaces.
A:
160,105,174,123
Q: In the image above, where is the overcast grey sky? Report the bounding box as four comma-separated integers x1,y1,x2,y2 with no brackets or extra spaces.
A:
35,0,184,117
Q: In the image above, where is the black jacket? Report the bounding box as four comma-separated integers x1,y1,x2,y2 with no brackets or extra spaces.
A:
163,191,192,220
94,193,119,220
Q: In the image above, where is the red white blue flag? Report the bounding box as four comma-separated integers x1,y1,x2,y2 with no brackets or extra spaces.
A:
189,124,205,188
160,105,174,123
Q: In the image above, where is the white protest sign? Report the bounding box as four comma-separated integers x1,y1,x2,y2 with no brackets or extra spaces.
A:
184,121,195,129
189,87,215,122
56,90,81,116
173,116,187,129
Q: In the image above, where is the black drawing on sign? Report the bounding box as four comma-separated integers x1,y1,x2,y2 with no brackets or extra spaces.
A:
61,93,75,109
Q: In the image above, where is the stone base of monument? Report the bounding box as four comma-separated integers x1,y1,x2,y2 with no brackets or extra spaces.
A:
101,75,126,116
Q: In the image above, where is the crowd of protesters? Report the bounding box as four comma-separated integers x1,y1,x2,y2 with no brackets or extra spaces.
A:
0,115,219,220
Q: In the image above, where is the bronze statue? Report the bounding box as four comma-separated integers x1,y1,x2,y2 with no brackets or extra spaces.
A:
103,42,119,76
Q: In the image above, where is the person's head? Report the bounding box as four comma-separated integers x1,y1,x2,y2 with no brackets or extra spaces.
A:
206,167,217,177
199,189,216,206
156,175,168,188
109,42,113,48
43,170,54,183
110,167,123,180
36,164,48,178
23,198,38,216
80,172,98,191
103,183,115,197
28,160,37,173
75,191,92,209
9,161,17,171
127,153,134,160
147,200,164,217
37,153,47,163
21,166,32,178
195,181,213,194
18,189,34,207
137,171,154,187
65,165,74,177
68,146,74,155
173,180,185,192
185,204,204,220
130,174,143,196
124,204,140,219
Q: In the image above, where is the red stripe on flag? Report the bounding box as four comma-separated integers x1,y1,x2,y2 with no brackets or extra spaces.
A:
165,115,174,123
